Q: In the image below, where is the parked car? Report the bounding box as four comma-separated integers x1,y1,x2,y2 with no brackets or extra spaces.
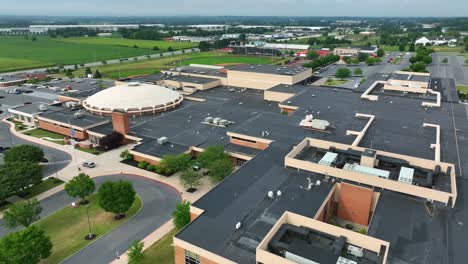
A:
83,161,96,168
0,146,11,153
23,90,33,94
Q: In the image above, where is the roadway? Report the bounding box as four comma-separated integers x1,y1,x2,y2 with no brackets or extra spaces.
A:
0,174,181,264
0,120,71,177
0,48,200,76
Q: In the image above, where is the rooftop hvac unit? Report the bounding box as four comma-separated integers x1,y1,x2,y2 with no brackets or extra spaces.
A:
336,256,358,264
213,117,222,125
38,104,48,111
73,111,84,118
347,245,364,258
219,119,229,126
204,116,214,123
157,137,168,145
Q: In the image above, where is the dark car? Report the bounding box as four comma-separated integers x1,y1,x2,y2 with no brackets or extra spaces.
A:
0,146,11,153
23,90,33,94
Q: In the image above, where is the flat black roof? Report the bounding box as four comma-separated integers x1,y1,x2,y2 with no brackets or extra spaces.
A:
39,109,109,128
227,64,309,76
9,102,63,115
132,139,190,158
177,142,334,263
122,78,468,264
267,84,310,94
389,72,430,83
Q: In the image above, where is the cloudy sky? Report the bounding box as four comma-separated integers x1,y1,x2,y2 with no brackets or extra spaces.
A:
1,0,466,17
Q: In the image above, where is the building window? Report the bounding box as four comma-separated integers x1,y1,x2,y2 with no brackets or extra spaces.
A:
184,250,200,264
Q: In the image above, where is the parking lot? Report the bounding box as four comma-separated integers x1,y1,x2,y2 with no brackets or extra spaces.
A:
428,53,468,85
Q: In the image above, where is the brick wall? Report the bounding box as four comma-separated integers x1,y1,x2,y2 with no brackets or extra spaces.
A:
38,120,87,140
174,246,219,264
337,183,373,226
133,154,160,165
230,137,269,150
112,111,130,135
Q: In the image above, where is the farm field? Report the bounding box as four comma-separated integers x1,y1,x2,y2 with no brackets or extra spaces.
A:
56,37,197,50
0,36,196,72
73,52,284,79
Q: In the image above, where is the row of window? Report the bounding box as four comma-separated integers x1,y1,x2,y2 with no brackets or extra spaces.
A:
185,250,200,264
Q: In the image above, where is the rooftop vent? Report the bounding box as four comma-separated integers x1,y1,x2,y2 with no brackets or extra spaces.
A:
73,111,84,118
157,137,168,145
38,104,48,111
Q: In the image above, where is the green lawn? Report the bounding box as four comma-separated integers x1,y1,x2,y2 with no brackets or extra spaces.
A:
23,128,65,144
36,195,142,263
73,52,283,79
432,46,464,52
0,36,196,73
76,147,105,155
9,119,27,131
325,78,348,85
21,178,64,199
57,37,197,51
457,85,468,93
140,228,178,264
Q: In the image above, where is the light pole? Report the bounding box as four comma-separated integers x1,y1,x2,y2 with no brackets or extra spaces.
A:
85,204,96,240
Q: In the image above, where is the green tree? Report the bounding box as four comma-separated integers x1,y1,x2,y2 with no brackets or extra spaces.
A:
4,145,44,163
85,67,92,76
196,145,229,168
94,69,102,78
409,43,415,52
335,68,351,80
354,68,363,75
74,64,78,70
31,36,37,41
98,180,136,219
180,170,202,190
153,46,159,51
410,61,427,72
0,162,42,197
120,150,134,160
160,153,192,173
167,46,174,52
376,48,385,57
128,240,144,264
399,44,406,52
358,52,369,62
441,57,448,63
307,51,319,60
101,60,107,65
65,173,95,204
0,225,52,264
208,158,233,183
172,200,190,229
3,199,42,228
365,57,376,65
199,41,211,51
423,56,433,64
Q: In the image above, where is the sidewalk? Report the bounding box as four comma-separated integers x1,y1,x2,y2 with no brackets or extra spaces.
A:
4,119,214,261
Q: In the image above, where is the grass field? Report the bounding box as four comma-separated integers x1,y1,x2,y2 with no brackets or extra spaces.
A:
23,128,65,144
57,37,197,51
325,78,348,85
37,194,142,263
457,85,468,93
140,228,178,264
21,178,64,199
432,46,464,52
0,36,197,73
74,52,283,79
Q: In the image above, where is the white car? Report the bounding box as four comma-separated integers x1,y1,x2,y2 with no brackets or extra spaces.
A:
82,161,96,168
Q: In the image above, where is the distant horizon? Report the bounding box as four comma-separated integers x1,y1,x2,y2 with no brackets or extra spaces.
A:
1,0,467,17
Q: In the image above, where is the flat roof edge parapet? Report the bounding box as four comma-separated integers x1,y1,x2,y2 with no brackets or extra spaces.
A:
285,138,457,208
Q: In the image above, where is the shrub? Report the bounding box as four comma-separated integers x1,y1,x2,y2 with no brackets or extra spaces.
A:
120,150,133,161
359,228,367,235
137,161,149,169
345,224,354,230
147,164,157,171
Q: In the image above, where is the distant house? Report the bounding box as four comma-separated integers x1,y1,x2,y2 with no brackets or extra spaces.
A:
415,36,458,46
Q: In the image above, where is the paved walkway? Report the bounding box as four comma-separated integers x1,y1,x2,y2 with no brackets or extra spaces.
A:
2,118,214,261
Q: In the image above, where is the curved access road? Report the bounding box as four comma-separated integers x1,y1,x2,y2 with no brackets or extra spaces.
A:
0,121,72,177
0,174,181,263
